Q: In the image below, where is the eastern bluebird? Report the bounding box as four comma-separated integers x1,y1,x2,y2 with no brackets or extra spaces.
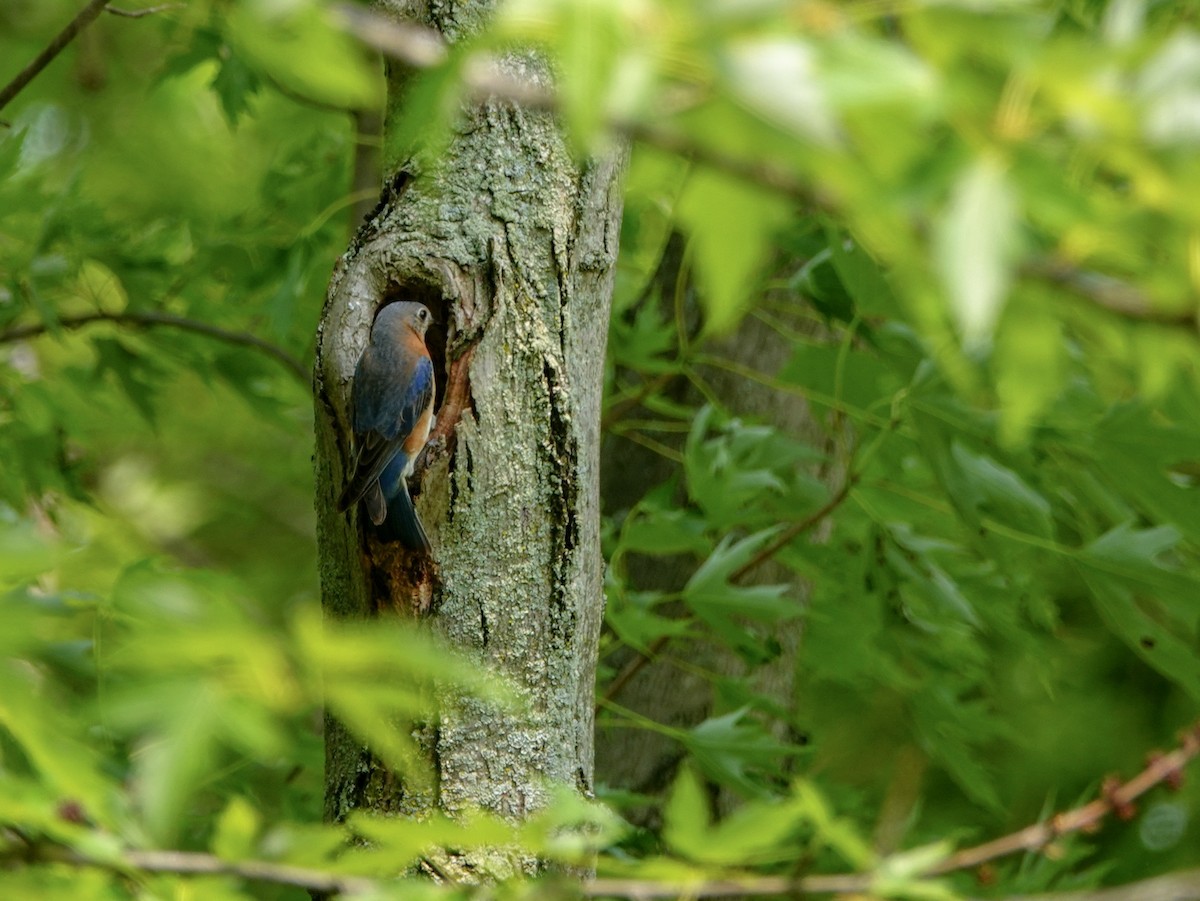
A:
337,301,435,553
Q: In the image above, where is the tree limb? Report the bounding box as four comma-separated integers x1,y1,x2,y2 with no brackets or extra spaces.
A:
333,4,820,205
3,840,374,896
0,0,112,114
928,721,1200,876
1023,258,1198,329
105,4,181,18
337,6,1200,336
4,721,1200,897
0,310,309,384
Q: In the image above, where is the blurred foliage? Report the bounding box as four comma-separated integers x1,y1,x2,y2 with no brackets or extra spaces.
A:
2,0,1200,899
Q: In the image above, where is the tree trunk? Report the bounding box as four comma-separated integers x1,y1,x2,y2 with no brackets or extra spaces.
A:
312,0,624,837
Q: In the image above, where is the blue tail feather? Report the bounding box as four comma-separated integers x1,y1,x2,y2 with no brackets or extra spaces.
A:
377,485,431,552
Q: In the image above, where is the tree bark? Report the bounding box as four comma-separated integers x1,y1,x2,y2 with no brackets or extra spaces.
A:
313,0,624,837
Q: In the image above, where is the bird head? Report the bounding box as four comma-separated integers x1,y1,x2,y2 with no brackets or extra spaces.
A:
372,301,433,342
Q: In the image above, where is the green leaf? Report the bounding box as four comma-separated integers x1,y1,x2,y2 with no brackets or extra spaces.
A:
0,125,28,181
1077,522,1200,699
211,50,263,127
212,796,262,861
993,288,1064,445
945,441,1053,538
345,810,515,875
826,225,903,318
676,170,792,333
723,37,837,144
872,842,957,901
683,709,799,797
935,157,1018,348
681,532,798,662
605,597,696,652
661,765,710,859
619,505,709,557
685,406,828,528
557,0,623,151
228,2,383,112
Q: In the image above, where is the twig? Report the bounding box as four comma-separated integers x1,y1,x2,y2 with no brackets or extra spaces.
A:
0,0,111,114
105,4,180,17
4,842,374,896
4,722,1200,896
334,4,556,110
599,634,671,706
1023,258,1198,329
729,475,857,582
0,310,309,384
582,873,865,898
600,474,857,705
333,5,819,204
928,721,1200,875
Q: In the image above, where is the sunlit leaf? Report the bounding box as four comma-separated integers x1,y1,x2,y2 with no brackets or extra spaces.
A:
935,157,1018,348
676,170,792,333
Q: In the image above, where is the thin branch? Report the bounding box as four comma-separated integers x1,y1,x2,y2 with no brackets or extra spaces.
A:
0,0,111,114
5,842,374,896
333,5,818,204
4,721,1200,896
729,475,857,582
600,475,855,706
105,4,181,18
599,634,670,707
582,873,865,899
0,311,309,384
336,6,1200,337
1023,258,1197,329
929,721,1200,875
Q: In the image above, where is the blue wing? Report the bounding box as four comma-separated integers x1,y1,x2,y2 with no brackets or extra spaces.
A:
337,351,434,515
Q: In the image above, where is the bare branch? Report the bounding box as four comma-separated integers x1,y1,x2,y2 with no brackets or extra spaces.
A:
105,4,181,18
336,7,1200,334
332,5,819,203
1024,258,1198,329
0,311,309,384
5,718,1200,898
928,722,1200,876
333,4,555,110
4,841,374,896
0,0,111,114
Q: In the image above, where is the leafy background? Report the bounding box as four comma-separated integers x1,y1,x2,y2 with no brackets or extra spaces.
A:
2,0,1200,898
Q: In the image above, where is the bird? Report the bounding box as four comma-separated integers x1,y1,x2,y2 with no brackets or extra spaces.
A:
337,301,435,553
